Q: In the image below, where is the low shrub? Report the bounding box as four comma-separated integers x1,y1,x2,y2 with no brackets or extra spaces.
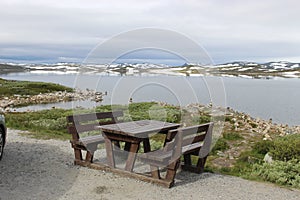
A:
268,134,300,161
251,159,300,188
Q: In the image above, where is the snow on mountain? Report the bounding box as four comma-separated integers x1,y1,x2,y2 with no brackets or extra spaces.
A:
1,61,300,78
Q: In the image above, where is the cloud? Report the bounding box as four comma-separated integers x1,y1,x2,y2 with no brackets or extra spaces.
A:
0,0,300,63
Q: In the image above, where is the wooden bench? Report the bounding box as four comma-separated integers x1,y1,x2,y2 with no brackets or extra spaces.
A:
66,111,123,165
138,122,213,187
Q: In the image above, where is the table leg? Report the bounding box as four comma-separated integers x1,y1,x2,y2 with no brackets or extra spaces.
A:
143,139,151,152
103,134,115,168
125,142,140,172
124,142,131,152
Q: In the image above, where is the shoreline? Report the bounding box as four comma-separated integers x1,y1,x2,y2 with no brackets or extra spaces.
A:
0,89,105,112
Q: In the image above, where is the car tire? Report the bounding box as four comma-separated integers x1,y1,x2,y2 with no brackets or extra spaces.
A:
0,128,4,160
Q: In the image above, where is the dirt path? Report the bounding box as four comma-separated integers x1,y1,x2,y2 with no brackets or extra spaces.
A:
1,129,300,200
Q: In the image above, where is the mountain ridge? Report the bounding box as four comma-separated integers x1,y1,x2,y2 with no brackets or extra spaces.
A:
1,61,300,78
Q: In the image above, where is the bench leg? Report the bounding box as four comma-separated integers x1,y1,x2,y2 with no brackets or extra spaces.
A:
150,165,161,179
182,154,208,173
85,143,99,163
85,151,94,163
165,160,180,183
183,154,192,166
73,148,83,164
195,156,207,173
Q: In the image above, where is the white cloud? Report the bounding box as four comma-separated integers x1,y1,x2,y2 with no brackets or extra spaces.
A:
0,0,300,63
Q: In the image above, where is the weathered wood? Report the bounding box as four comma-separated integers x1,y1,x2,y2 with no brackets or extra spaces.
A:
138,122,214,187
100,120,180,138
124,142,140,172
69,119,182,188
74,160,174,188
104,135,115,168
66,111,123,165
99,120,180,172
66,111,124,124
150,165,161,179
182,156,207,173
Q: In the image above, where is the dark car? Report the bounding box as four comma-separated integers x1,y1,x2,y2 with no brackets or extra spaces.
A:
0,114,7,160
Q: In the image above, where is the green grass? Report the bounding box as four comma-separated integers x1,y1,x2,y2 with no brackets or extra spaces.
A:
5,102,183,140
223,132,244,141
0,78,73,97
211,137,230,154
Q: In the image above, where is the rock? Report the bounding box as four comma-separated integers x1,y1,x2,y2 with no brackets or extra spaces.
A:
264,153,273,163
217,151,226,157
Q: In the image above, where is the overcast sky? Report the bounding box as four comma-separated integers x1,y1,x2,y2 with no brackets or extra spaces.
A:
1,0,300,64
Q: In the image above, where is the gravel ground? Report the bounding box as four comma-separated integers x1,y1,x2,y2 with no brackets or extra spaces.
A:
1,129,300,200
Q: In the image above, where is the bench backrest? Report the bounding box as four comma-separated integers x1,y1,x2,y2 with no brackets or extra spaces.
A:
66,111,124,141
164,122,214,161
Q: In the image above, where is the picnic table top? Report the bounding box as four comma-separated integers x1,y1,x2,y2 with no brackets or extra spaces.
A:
98,120,180,137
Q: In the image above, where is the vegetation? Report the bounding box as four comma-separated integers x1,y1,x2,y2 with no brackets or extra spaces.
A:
211,138,230,154
251,159,300,188
5,102,183,140
0,78,73,97
4,100,300,189
209,133,300,189
268,134,300,161
223,132,244,141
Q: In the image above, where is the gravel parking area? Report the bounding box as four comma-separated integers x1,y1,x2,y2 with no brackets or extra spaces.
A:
1,129,300,200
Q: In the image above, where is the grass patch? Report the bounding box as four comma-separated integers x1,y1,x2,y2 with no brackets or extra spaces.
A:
5,102,182,140
0,78,73,97
211,138,229,154
223,132,244,141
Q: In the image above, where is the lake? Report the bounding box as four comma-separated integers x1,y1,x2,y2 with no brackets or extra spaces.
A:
1,72,300,126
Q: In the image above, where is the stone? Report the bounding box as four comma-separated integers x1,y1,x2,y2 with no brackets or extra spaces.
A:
263,153,273,163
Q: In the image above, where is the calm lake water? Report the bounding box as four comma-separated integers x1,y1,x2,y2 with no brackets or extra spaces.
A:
1,72,300,126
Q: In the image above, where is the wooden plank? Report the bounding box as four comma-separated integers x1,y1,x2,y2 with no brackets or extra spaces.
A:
104,133,143,143
167,123,211,141
139,149,172,163
125,143,140,172
99,120,180,137
181,135,205,147
75,161,174,188
104,135,115,168
150,165,161,179
67,111,123,123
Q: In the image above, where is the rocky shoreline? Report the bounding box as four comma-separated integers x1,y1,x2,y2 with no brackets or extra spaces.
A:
0,89,105,112
1,93,299,136
225,107,300,137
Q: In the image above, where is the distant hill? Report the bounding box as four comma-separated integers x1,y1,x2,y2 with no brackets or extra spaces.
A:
0,63,25,74
1,61,299,78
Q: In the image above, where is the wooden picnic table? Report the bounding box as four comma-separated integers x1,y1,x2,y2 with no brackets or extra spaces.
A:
99,120,180,172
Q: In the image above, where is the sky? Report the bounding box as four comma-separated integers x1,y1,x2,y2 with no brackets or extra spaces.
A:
0,0,300,65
